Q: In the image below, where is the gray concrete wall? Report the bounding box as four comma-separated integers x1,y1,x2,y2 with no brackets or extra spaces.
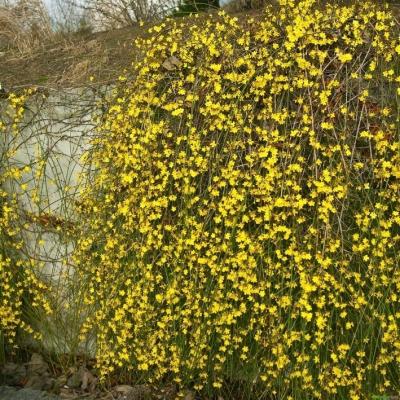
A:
1,85,112,355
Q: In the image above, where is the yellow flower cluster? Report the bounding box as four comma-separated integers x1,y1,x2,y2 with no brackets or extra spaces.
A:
0,91,51,347
76,1,400,398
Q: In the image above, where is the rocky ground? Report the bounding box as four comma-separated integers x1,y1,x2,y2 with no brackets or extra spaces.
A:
0,385,172,400
0,354,184,400
0,386,59,400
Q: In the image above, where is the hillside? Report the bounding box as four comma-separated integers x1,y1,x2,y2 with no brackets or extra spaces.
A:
1,10,260,90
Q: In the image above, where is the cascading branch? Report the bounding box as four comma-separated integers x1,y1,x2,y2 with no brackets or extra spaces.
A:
76,0,400,398
0,90,51,347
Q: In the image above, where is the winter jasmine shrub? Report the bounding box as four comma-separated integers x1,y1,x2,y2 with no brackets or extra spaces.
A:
75,1,400,398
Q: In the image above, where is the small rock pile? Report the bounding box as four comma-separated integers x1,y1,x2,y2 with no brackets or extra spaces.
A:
0,353,98,399
1,354,203,399
1,354,57,392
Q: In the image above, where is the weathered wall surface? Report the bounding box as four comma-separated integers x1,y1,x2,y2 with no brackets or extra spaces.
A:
1,85,111,354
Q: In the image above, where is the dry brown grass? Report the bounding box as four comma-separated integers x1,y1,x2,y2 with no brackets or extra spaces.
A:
0,1,52,55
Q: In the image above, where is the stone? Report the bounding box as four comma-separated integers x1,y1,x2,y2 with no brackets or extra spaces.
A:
0,386,17,399
25,374,49,390
26,354,49,376
80,368,97,392
126,384,152,400
65,365,96,391
53,375,67,394
113,384,134,395
66,370,82,389
0,386,60,400
0,363,27,386
157,384,177,400
24,353,54,391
